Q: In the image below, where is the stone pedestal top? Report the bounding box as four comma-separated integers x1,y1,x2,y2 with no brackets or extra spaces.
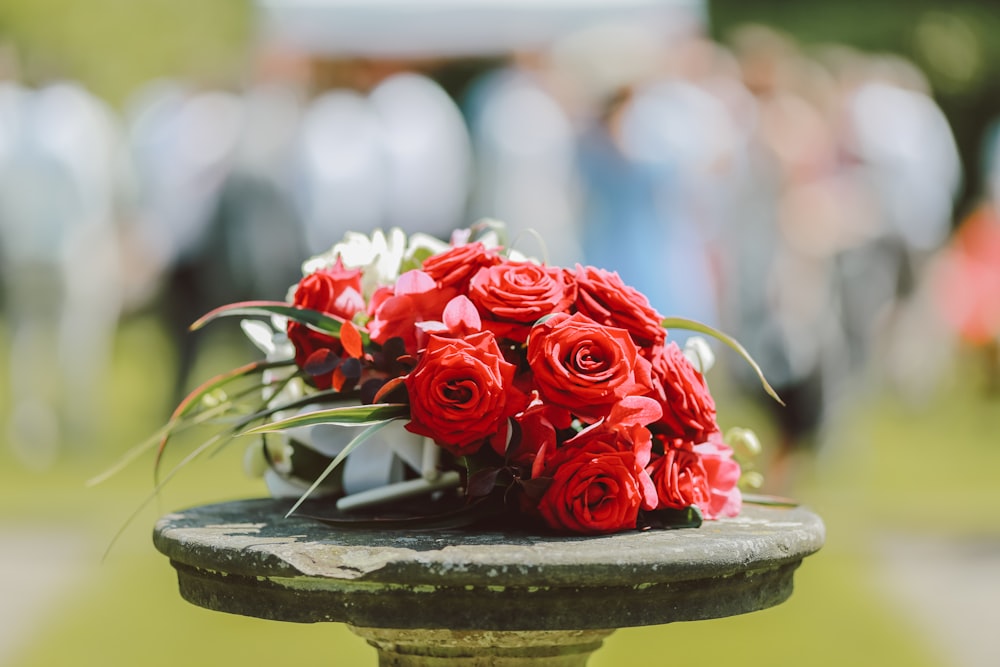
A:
153,498,824,631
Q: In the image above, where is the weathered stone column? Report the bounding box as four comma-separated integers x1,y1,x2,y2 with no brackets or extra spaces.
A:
349,628,613,666
153,499,824,665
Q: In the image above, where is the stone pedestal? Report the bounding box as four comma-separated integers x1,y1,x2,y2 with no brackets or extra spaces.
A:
153,498,824,665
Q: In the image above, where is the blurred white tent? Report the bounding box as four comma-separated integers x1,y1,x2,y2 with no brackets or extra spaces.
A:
254,0,707,58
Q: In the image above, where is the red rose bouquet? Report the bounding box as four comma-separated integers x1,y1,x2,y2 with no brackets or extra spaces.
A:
108,221,779,535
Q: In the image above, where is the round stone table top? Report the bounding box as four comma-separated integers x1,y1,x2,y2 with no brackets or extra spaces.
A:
153,498,824,631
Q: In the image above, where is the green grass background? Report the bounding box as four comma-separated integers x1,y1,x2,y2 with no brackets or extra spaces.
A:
2,313,997,666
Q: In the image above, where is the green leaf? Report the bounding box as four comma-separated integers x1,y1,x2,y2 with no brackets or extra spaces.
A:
154,359,291,481
743,493,800,507
283,419,401,518
298,494,504,531
646,504,704,529
240,403,410,435
189,300,371,345
661,317,784,406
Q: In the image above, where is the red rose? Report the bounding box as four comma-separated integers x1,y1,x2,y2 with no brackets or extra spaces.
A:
647,439,712,511
467,261,576,342
510,401,559,469
286,261,366,389
648,342,718,442
693,434,742,519
404,332,529,457
535,430,652,535
533,396,658,471
420,242,502,291
367,270,458,353
526,312,655,423
533,406,658,535
292,259,366,321
574,265,666,349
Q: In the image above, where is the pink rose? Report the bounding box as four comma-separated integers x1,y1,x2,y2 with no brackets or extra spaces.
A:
367,270,457,353
467,261,576,342
647,438,712,511
648,342,719,443
573,265,666,348
403,332,529,457
693,434,742,519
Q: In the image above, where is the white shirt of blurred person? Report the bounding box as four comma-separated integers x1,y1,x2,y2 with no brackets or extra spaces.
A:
293,72,472,254
575,76,731,337
836,60,963,394
464,62,582,267
0,80,125,467
125,82,244,296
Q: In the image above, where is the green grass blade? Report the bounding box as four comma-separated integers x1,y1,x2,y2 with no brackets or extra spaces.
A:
155,360,290,480
85,423,172,487
101,428,229,562
241,403,411,435
661,317,784,405
743,493,800,507
89,388,259,488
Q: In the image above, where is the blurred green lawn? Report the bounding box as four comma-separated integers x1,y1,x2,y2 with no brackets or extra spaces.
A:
2,313,997,667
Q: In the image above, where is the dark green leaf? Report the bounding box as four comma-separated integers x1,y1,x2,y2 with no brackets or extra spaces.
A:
189,300,371,345
467,467,501,498
297,494,504,531
518,476,553,502
644,505,704,530
304,349,340,376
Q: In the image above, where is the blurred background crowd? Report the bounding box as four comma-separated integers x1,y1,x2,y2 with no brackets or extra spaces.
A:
1,0,997,483
1,2,999,665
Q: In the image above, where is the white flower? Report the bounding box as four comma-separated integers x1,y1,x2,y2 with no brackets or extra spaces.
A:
243,438,294,478
301,227,449,300
683,336,716,374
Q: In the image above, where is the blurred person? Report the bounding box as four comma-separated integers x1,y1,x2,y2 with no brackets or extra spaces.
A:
575,87,680,314
833,53,963,391
561,22,725,328
464,54,583,266
202,47,312,307
293,67,472,254
208,81,308,304
369,71,472,240
928,119,1000,393
719,26,861,491
292,86,386,253
612,36,750,329
124,82,245,404
0,79,126,467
